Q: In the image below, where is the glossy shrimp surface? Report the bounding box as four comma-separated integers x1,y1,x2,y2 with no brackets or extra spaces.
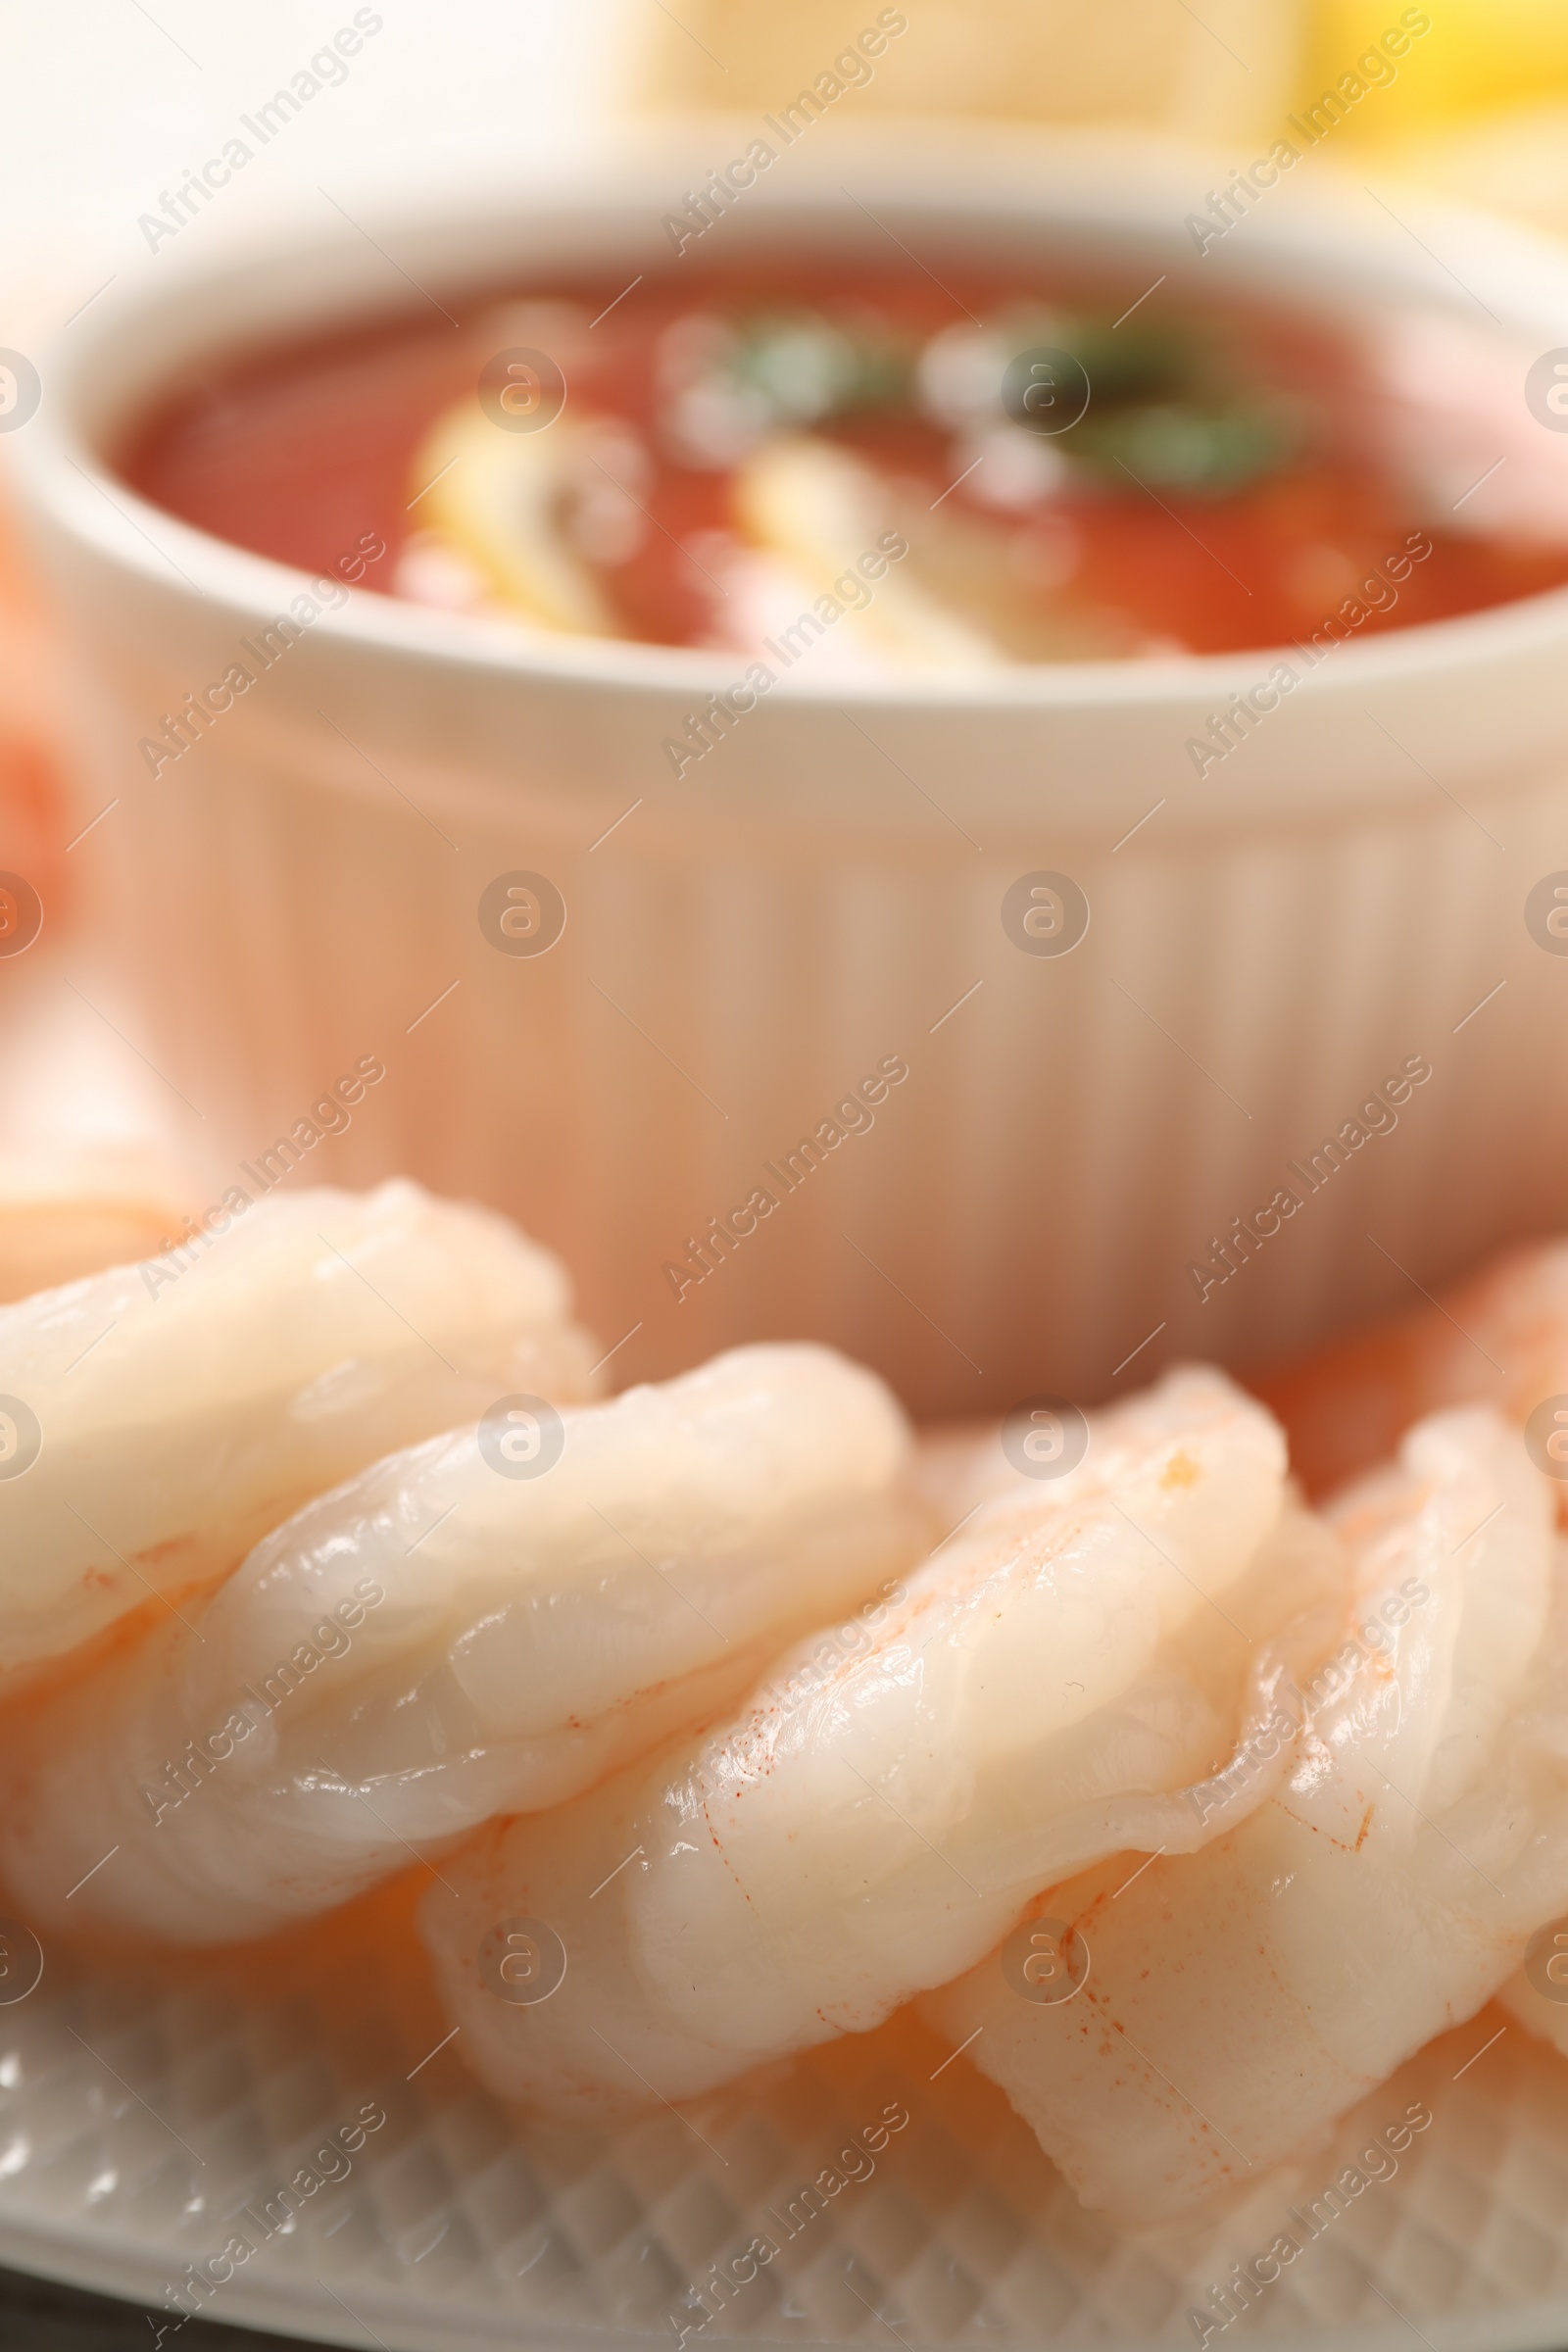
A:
0,1179,596,1677
0,1346,923,1941
419,1368,1327,2120
925,1405,1560,2223
1259,1235,1568,2072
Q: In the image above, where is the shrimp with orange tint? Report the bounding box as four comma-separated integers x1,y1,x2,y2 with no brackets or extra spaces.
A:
0,1346,923,1942
0,1179,596,1679
1254,1234,1568,2124
0,1152,184,1303
924,1404,1561,2224
1253,1235,1568,1500
419,1368,1342,2121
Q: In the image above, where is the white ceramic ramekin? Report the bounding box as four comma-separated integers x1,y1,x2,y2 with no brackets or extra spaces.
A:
16,132,1568,1416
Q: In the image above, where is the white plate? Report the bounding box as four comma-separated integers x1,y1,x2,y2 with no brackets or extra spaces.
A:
1,1885,1565,2352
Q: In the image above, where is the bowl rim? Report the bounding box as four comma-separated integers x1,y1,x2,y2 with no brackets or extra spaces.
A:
18,126,1568,716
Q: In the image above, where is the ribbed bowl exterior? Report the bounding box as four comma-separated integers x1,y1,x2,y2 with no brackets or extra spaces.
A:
21,140,1568,1413
56,671,1568,1417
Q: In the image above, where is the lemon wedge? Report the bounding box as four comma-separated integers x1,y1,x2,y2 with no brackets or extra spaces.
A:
734,435,1001,666
409,405,619,637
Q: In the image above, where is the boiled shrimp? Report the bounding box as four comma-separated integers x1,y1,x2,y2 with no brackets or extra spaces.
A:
924,1405,1559,2223
1255,1236,1568,1499
1255,1233,1568,2093
0,1179,596,1676
0,1153,183,1303
0,1345,923,1941
419,1368,1331,2120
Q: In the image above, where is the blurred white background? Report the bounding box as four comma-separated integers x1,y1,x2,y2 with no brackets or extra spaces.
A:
0,0,630,340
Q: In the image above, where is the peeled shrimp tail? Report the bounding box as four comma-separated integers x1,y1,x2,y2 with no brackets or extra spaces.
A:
419,1368,1312,2121
0,1345,924,1943
0,1178,597,1678
924,1406,1560,2224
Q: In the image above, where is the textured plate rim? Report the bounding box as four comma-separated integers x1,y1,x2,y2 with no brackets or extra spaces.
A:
7,2217,1568,2352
